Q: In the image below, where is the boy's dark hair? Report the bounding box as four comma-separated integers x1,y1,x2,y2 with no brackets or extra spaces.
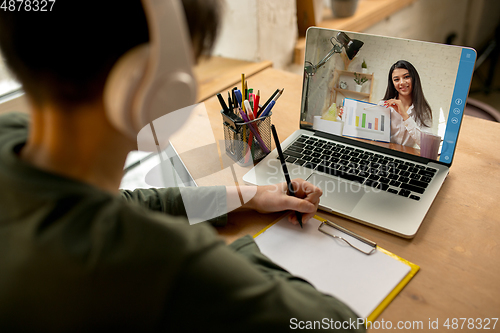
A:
0,0,220,107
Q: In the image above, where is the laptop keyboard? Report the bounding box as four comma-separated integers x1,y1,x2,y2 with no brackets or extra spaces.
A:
282,135,438,201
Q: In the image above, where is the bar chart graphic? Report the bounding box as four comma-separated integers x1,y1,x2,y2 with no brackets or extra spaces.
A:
349,113,384,131
342,99,391,142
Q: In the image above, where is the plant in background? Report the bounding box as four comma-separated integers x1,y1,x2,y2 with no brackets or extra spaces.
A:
353,72,368,85
361,59,368,73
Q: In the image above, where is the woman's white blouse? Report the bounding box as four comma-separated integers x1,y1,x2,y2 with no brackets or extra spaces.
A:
379,103,431,148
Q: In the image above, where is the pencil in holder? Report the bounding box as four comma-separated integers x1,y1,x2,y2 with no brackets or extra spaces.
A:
221,110,272,165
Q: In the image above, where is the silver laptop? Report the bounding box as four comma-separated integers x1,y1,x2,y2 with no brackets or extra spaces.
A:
120,141,197,190
243,27,476,238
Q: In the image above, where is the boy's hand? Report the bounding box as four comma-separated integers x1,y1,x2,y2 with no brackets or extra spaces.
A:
243,179,323,224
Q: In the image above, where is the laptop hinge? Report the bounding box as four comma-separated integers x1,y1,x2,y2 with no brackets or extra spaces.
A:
313,130,447,166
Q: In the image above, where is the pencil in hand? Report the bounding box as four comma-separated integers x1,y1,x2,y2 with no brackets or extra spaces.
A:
271,124,303,228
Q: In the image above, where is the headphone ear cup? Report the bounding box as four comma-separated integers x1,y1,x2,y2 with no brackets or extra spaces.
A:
104,44,149,138
137,70,197,129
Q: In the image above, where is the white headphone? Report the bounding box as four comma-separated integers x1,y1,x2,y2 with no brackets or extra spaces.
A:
104,0,197,139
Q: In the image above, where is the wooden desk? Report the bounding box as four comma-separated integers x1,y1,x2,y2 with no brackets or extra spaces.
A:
171,68,500,328
170,68,303,186
194,56,272,102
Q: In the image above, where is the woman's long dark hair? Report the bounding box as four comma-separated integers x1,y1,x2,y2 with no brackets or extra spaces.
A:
383,60,432,127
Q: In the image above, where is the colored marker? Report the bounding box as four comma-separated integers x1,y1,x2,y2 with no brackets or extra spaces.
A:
241,73,245,95
234,90,243,108
237,107,270,154
249,93,255,110
244,99,257,162
253,90,260,117
260,88,284,118
232,88,237,114
217,93,230,114
227,92,233,112
258,88,280,117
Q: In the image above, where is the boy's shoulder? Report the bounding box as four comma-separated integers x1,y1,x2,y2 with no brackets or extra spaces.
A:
0,111,30,130
0,190,225,330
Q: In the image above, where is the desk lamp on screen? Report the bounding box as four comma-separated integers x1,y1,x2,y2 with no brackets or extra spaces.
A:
302,31,364,118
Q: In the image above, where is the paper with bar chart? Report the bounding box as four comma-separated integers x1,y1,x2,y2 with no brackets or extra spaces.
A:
342,98,391,142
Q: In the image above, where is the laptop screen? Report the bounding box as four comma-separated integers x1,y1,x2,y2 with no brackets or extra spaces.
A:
300,27,476,165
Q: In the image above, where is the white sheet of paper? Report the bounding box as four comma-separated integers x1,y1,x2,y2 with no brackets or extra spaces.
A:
255,216,411,318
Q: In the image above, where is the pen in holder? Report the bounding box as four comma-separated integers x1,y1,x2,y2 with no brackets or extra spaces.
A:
221,110,272,166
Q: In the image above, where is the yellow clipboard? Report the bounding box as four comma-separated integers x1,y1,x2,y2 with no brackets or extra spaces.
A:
254,214,420,324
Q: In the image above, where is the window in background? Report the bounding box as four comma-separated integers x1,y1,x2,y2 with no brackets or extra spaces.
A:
0,57,21,98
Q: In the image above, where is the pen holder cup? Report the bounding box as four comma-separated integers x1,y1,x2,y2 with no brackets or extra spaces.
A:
221,111,272,166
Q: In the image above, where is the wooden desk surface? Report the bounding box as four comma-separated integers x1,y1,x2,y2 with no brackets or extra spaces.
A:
171,68,500,328
194,56,272,102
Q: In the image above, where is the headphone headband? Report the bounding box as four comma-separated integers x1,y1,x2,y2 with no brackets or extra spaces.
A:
104,0,197,139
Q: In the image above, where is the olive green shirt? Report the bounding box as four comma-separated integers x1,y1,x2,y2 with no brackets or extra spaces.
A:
0,112,365,332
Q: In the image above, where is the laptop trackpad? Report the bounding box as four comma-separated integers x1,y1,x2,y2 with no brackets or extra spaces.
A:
307,173,365,214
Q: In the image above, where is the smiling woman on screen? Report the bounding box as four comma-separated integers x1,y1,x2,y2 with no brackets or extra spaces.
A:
381,60,432,148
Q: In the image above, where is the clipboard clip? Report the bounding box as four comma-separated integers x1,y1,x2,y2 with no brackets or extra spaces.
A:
318,220,377,255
